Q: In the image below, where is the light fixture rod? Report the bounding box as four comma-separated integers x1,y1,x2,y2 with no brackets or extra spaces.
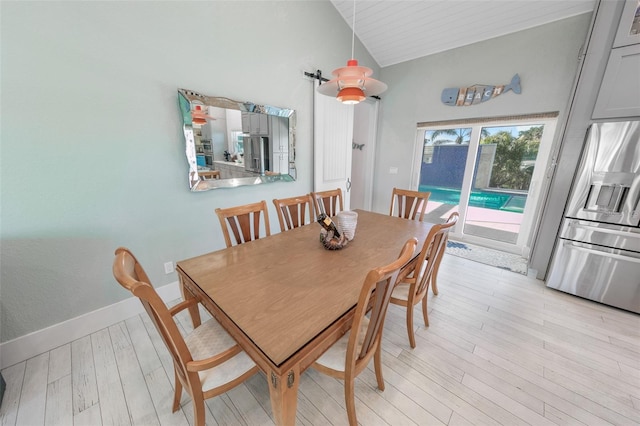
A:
351,0,356,59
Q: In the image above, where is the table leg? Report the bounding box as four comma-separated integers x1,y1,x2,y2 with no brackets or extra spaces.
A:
179,275,201,328
268,366,299,426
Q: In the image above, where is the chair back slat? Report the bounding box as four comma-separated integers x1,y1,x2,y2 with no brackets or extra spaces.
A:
215,201,271,247
389,188,431,222
312,188,343,217
226,216,244,245
273,194,314,232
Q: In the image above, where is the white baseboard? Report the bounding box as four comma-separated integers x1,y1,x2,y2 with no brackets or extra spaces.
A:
0,281,181,370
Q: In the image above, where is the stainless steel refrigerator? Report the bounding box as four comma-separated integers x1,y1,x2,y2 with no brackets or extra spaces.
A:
547,120,640,313
244,135,270,175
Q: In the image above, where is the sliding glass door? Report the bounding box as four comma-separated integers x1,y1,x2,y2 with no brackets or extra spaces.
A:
413,116,557,255
419,127,472,230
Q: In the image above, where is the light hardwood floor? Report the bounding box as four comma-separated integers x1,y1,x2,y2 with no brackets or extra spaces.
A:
1,254,639,425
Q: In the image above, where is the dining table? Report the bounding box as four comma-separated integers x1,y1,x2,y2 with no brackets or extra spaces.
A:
176,209,434,425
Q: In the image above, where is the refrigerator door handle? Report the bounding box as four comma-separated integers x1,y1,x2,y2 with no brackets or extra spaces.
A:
566,220,640,239
562,241,640,264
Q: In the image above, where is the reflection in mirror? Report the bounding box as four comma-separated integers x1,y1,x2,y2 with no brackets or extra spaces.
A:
178,89,296,191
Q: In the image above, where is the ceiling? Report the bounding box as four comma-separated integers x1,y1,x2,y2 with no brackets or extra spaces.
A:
330,0,596,68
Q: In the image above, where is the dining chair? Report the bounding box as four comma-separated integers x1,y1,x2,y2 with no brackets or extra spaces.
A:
215,200,271,248
311,237,418,426
312,188,344,217
112,247,258,426
272,194,314,232
199,170,220,180
390,212,458,348
389,187,431,221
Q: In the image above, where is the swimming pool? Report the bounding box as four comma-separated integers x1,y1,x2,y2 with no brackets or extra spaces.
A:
418,185,526,213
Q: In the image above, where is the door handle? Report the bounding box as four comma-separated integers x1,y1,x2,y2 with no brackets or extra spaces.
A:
346,178,352,192
563,241,640,264
566,220,640,239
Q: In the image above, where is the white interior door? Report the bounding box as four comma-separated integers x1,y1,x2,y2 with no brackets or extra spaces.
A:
350,98,379,211
313,80,354,209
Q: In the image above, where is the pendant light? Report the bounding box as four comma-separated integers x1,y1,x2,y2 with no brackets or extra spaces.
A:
317,0,386,104
191,104,215,125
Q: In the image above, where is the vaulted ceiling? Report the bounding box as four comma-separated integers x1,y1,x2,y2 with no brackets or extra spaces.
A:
330,0,596,68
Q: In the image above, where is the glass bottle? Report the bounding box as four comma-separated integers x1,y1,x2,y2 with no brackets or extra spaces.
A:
317,213,341,238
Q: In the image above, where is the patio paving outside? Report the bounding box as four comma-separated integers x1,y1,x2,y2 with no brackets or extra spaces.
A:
424,201,522,244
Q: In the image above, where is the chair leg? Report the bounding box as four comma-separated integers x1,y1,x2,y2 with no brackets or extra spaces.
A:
345,376,358,426
431,270,439,295
193,397,206,426
406,303,416,349
172,370,182,412
374,345,385,391
422,296,430,328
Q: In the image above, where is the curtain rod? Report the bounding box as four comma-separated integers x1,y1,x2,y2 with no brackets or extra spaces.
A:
304,70,328,83
417,111,559,128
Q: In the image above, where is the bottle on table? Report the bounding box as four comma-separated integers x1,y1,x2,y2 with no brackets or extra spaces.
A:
317,213,341,238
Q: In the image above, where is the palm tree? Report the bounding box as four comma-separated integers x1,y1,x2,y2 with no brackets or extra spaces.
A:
425,127,489,145
429,128,469,145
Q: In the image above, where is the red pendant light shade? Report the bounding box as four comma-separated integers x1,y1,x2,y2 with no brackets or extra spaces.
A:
191,105,215,125
337,87,366,104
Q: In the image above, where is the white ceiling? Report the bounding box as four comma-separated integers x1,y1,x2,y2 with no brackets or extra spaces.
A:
330,0,596,68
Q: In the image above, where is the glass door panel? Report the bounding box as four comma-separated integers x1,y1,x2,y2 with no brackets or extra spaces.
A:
419,127,472,225
462,125,544,244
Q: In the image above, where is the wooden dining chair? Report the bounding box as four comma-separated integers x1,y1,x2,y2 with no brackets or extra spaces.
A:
215,200,271,248
199,170,220,180
390,212,458,348
311,237,418,426
312,188,343,217
272,194,314,232
112,247,258,426
389,187,431,221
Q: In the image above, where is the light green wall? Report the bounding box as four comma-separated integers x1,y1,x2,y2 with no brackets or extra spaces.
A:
1,1,592,344
0,1,379,342
372,13,592,214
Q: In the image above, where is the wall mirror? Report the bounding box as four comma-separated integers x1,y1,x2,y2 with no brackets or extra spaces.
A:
178,88,296,191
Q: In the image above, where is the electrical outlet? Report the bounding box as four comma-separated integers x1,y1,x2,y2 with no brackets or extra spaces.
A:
164,261,174,274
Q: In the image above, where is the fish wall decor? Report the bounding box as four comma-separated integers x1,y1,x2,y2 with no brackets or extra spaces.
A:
441,74,521,106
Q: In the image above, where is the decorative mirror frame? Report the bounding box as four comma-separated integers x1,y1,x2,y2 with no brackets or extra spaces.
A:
178,89,296,191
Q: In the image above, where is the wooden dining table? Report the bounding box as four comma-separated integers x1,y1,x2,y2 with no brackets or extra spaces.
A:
176,209,434,425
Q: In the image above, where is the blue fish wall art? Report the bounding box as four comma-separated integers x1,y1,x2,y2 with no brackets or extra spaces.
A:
441,74,521,106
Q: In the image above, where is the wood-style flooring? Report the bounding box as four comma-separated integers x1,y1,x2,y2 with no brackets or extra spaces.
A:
1,254,639,425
